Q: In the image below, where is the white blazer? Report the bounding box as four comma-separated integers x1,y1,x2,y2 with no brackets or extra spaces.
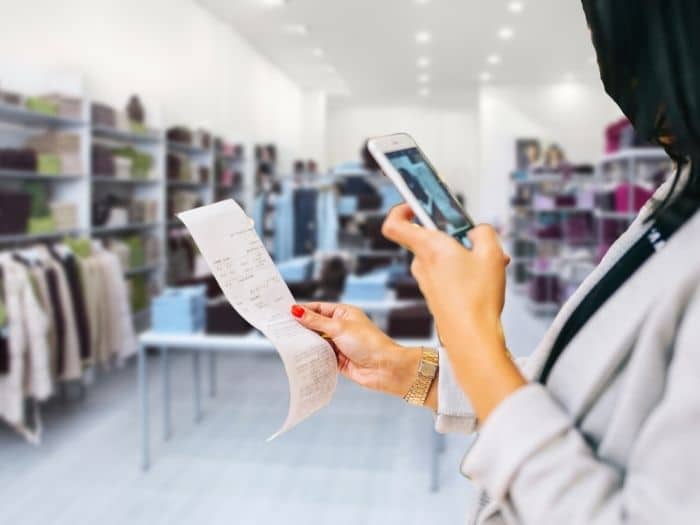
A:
434,167,700,524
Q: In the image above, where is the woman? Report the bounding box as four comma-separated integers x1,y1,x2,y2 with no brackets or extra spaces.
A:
292,1,700,523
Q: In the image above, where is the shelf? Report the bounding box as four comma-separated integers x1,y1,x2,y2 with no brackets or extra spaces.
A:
0,228,84,245
533,207,594,214
92,125,161,145
124,263,161,277
0,169,84,181
167,180,208,189
216,153,244,162
0,102,85,128
599,148,668,165
594,210,637,220
216,184,243,191
92,175,160,185
167,141,210,156
92,222,161,235
527,299,560,316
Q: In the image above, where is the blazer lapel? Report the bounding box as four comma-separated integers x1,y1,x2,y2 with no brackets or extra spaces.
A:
546,209,700,421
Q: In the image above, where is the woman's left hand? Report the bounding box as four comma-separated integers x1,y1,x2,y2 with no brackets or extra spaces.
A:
382,204,525,421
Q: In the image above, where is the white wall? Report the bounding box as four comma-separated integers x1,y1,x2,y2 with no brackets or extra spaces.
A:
327,103,479,205
0,0,305,170
478,83,623,224
300,90,328,170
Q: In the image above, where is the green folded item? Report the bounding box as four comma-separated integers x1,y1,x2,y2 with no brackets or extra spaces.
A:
130,276,150,312
129,121,147,135
22,181,50,217
0,300,6,328
28,216,56,234
126,235,146,268
112,146,153,179
37,153,61,175
64,237,92,258
25,97,58,116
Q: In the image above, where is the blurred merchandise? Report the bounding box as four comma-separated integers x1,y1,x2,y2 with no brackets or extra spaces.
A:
151,286,206,334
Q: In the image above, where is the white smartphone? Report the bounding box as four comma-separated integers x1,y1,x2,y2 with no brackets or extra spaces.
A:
367,133,475,246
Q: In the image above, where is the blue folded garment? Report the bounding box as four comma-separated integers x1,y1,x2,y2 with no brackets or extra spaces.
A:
152,285,206,333
338,196,357,216
277,256,313,283
341,269,392,302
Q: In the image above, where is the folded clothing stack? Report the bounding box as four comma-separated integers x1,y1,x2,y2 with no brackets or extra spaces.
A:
388,273,423,299
387,304,433,338
143,235,161,265
0,189,31,234
341,269,393,302
92,102,117,128
167,126,192,145
169,190,201,216
130,276,151,313
193,129,211,150
50,202,78,231
125,236,146,268
529,274,560,304
0,88,22,106
112,146,153,179
614,183,654,212
0,149,37,171
152,286,207,334
167,153,193,181
512,238,536,258
26,131,82,174
129,199,158,224
25,96,58,116
562,213,594,245
206,296,252,335
40,93,82,119
92,144,115,176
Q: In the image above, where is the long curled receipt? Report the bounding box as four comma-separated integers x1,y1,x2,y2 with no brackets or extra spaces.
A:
177,200,337,440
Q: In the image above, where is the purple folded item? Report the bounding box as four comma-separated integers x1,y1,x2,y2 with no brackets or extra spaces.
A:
529,275,560,303
0,190,31,234
536,223,563,240
555,195,577,208
614,183,653,212
595,190,616,211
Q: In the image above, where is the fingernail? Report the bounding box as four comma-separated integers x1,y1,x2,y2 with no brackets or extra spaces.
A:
291,305,304,318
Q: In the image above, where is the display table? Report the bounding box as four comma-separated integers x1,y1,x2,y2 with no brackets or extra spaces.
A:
138,323,446,491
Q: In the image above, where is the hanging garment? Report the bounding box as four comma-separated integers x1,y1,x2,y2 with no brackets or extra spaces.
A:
55,251,91,362
316,188,339,252
273,182,295,262
293,188,318,256
0,256,52,443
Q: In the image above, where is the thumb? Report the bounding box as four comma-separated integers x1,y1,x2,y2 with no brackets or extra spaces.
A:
291,304,342,337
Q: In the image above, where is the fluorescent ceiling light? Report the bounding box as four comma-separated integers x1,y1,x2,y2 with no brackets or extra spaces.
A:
415,0,431,4
311,48,324,57
498,27,514,40
507,1,524,13
261,0,287,6
415,31,432,44
419,87,431,97
283,23,308,36
418,73,430,83
479,72,492,82
487,54,502,65
417,57,430,68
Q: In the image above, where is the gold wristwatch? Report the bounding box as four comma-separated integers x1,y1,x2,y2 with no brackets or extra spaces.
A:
403,348,439,406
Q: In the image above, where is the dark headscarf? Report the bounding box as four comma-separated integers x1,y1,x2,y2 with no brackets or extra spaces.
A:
583,0,700,211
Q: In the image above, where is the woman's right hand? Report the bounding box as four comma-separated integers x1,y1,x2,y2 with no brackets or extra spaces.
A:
291,302,430,403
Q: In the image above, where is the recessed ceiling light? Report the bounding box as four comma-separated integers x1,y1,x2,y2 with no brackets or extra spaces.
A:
507,1,524,13
487,54,502,65
416,31,432,44
283,23,308,36
418,73,430,83
479,72,492,82
415,0,431,4
498,27,514,40
417,57,431,68
311,48,324,57
419,87,431,97
261,0,287,6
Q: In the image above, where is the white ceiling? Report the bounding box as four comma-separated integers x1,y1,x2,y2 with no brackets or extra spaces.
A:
197,0,601,105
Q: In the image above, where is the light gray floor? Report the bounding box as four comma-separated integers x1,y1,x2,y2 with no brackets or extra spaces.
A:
0,287,550,525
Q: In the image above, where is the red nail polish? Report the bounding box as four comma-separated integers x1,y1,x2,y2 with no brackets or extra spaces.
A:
291,305,304,318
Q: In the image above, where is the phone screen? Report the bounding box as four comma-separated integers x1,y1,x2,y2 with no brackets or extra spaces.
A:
385,147,474,242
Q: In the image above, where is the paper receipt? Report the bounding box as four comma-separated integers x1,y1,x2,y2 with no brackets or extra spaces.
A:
178,200,337,439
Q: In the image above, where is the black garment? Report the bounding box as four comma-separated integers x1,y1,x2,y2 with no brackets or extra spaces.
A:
293,189,318,256
540,191,700,384
0,266,8,375
60,254,90,361
45,268,66,375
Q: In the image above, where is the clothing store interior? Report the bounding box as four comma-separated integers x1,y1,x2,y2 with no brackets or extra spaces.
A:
0,1,671,524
